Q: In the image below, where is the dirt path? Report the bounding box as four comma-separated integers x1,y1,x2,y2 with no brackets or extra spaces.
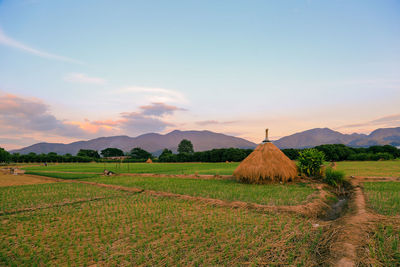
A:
325,177,390,266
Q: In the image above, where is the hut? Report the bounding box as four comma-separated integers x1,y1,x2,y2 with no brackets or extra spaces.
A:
233,129,297,183
146,158,153,163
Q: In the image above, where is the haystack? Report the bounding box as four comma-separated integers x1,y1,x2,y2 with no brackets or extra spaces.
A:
234,129,297,183
146,158,153,163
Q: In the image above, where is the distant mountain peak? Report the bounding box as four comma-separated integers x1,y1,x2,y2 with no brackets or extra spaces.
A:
274,127,400,149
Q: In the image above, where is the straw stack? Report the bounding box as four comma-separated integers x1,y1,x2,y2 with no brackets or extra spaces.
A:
233,129,297,183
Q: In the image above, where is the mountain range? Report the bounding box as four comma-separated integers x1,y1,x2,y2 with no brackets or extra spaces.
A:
11,130,256,156
10,127,400,155
273,127,400,149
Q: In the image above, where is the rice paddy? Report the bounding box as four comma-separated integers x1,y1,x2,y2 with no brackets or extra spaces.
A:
0,161,398,266
21,160,400,178
80,175,316,206
22,162,239,175
363,182,400,216
0,182,323,266
362,222,400,266
0,182,121,214
335,160,400,178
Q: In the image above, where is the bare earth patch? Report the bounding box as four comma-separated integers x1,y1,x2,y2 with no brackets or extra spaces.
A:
0,173,58,187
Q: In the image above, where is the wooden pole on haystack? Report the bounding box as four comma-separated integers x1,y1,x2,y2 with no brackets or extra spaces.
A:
263,128,270,143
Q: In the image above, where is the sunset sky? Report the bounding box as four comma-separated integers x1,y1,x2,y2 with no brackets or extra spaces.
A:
1,0,399,150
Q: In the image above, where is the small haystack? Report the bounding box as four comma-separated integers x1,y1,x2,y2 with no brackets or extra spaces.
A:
234,129,297,183
146,158,153,163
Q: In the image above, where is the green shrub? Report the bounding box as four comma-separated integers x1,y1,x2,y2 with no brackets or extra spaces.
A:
324,168,345,187
297,148,325,178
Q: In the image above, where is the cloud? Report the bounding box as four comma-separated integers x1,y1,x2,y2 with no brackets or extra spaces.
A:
64,73,106,85
0,92,185,149
115,86,188,104
0,93,87,137
337,113,400,130
77,103,182,136
0,27,83,64
119,112,174,135
195,120,237,126
139,102,186,116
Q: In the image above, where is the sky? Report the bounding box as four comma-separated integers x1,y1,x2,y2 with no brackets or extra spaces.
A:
0,0,399,150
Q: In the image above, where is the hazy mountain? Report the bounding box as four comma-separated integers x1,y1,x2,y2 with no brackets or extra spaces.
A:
11,130,257,155
273,127,400,149
10,127,400,155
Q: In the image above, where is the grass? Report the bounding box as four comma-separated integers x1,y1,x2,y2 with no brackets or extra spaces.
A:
363,222,399,266
0,189,323,266
0,182,121,213
21,160,400,178
25,171,101,180
22,162,239,175
76,175,316,206
335,160,400,177
363,182,400,216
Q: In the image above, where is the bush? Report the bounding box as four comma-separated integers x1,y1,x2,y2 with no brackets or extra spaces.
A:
324,168,346,187
297,148,325,178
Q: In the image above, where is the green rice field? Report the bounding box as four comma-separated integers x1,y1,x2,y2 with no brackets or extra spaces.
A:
0,182,323,266
82,175,316,206
22,162,239,175
21,160,400,178
363,182,400,216
363,222,400,266
0,182,121,214
24,172,315,206
1,160,398,266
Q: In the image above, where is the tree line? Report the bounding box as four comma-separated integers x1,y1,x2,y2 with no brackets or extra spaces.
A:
282,144,400,161
1,141,399,163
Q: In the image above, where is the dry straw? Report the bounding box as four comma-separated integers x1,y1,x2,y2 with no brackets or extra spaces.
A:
234,129,297,183
146,158,153,163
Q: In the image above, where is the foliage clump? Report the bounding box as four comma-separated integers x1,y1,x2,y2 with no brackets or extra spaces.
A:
100,148,124,157
297,148,325,178
77,149,100,159
324,168,345,187
129,147,153,161
0,147,11,163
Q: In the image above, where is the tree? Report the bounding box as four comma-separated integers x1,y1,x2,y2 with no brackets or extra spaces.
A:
0,148,10,163
178,139,194,154
158,149,173,162
129,147,152,161
101,148,124,157
77,149,100,158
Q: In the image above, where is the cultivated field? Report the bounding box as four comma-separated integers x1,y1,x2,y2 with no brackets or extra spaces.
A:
0,180,323,266
21,160,400,177
360,181,400,265
0,161,399,266
363,182,400,216
0,174,55,187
